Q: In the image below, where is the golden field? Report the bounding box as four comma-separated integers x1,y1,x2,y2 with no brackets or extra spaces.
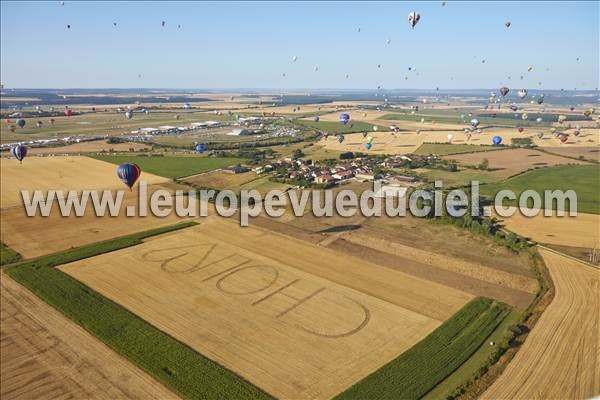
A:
60,218,472,399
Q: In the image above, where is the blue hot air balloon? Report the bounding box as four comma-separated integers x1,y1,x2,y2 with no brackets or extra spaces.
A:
339,113,350,125
116,163,141,190
195,143,206,153
16,119,26,128
492,135,503,145
11,145,27,164
365,142,372,150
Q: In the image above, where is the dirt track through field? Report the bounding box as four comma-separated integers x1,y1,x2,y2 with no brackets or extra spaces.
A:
60,219,472,399
0,273,177,400
482,248,600,399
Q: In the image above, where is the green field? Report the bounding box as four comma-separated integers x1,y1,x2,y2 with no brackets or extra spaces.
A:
335,297,510,400
480,164,600,214
414,168,502,188
414,143,502,156
91,154,247,179
423,308,521,400
1,242,21,266
0,110,240,143
296,119,386,133
6,222,272,400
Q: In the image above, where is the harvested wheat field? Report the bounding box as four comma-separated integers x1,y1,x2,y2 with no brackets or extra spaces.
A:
444,148,588,178
0,273,177,400
60,218,471,399
539,146,600,162
483,248,600,399
0,156,168,209
27,141,151,155
495,208,600,249
0,183,190,259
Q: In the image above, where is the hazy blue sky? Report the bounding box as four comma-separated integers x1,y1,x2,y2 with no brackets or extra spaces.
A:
1,1,598,89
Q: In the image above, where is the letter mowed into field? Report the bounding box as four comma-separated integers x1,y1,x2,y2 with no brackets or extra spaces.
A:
5,219,507,400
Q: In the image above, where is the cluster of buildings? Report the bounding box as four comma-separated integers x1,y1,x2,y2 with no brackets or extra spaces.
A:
260,154,420,187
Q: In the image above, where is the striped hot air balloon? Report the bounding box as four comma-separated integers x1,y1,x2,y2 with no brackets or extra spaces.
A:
116,163,141,190
11,145,27,164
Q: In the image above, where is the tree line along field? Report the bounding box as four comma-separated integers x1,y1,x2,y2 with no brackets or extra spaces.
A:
479,164,600,214
90,155,247,179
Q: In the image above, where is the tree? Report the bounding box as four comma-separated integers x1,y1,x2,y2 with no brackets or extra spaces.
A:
292,149,304,159
478,158,490,170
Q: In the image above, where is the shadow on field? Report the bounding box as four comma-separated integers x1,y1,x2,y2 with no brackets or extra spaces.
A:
319,224,362,234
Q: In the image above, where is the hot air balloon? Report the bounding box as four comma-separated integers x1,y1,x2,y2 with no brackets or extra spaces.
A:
505,21,511,28
337,134,345,143
314,116,320,122
527,66,533,72
408,11,420,29
447,133,454,142
161,21,166,27
339,113,350,125
11,145,27,163
373,125,378,131
492,136,502,145
522,113,528,120
558,115,567,123
386,38,391,44
366,135,374,144
16,119,26,128
36,121,43,128
517,127,524,133
510,105,518,112
50,118,55,125
64,109,73,117
500,86,509,97
116,163,141,190
536,117,543,123
195,143,206,153
537,132,544,139
583,109,593,117
559,135,568,143
365,143,372,150
517,89,528,99
470,118,480,128
125,111,133,119
537,94,545,105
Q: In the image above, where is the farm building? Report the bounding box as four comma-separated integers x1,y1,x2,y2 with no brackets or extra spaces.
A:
375,185,407,198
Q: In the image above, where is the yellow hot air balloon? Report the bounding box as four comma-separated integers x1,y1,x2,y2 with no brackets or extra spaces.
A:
527,66,533,72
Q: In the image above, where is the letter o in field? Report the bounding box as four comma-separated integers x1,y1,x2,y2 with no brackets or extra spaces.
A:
519,190,541,217
215,190,238,217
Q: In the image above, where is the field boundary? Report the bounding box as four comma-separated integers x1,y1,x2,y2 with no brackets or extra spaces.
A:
5,220,273,400
536,244,599,269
